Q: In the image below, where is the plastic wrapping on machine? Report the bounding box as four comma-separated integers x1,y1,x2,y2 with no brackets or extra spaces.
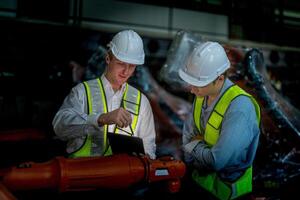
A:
159,31,203,91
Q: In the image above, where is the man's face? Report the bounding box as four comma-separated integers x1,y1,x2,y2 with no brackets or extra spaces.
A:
190,83,215,98
105,54,137,89
189,77,223,98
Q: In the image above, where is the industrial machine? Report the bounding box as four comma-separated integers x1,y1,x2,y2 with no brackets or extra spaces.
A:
0,154,186,200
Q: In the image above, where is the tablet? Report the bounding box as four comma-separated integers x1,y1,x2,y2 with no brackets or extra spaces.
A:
107,132,145,155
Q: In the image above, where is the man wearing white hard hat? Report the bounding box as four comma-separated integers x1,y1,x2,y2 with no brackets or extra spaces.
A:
179,42,261,199
53,30,156,159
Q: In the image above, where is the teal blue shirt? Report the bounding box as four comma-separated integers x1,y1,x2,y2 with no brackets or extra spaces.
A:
182,79,260,181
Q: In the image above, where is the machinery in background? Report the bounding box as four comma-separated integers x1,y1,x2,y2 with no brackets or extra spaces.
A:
1,22,300,199
0,154,186,200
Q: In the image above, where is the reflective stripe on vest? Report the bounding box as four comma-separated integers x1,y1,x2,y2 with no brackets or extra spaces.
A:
192,84,261,200
70,78,141,158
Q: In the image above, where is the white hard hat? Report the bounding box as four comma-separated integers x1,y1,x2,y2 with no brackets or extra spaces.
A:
108,30,145,65
179,41,230,87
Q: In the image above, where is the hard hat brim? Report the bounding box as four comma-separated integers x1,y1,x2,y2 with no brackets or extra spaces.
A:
111,49,144,65
178,69,212,87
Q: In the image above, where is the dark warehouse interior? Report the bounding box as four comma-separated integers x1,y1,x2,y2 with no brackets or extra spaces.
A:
0,0,300,200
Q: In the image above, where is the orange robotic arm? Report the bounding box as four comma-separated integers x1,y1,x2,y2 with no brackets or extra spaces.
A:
0,183,17,200
2,154,185,195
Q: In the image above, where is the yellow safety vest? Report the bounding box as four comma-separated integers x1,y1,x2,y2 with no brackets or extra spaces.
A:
192,84,261,200
70,78,141,158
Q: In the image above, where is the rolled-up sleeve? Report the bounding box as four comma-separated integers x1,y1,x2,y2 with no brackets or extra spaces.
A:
52,83,103,141
182,110,199,164
138,94,156,159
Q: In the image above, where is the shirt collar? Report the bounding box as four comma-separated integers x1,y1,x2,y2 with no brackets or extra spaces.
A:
204,78,233,109
101,74,127,94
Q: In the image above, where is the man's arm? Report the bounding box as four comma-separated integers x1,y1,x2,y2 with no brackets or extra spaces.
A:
52,83,103,141
137,94,156,159
182,103,201,164
188,96,259,172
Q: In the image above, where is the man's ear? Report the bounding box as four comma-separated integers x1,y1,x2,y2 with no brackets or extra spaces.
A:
105,54,110,64
219,74,225,81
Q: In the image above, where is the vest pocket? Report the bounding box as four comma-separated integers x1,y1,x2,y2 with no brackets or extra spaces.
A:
192,170,216,191
193,170,232,200
214,176,232,200
233,167,252,199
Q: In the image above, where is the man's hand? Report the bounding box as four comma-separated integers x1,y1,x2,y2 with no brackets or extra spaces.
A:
183,140,201,154
183,134,204,154
191,134,204,141
97,108,132,128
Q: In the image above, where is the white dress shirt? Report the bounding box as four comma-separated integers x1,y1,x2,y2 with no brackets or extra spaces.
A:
52,75,156,159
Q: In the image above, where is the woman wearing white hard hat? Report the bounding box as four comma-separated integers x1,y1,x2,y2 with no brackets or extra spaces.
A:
53,30,156,159
179,41,261,200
